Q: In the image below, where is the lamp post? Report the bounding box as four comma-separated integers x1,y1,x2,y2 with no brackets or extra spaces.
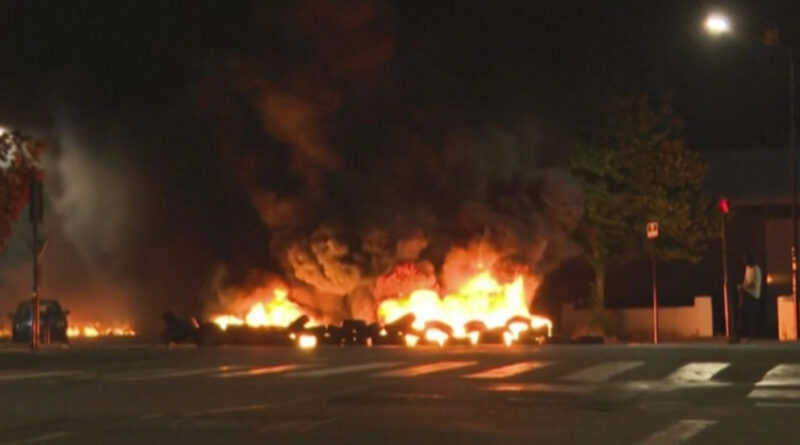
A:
719,197,731,338
29,175,44,350
704,12,797,339
647,221,659,344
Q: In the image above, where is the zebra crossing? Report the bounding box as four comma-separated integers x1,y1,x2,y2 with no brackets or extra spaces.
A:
0,360,788,384
4,359,800,398
0,359,763,382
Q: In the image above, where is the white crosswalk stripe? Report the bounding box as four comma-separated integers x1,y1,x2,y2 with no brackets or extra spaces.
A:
560,361,644,383
622,362,731,391
748,389,800,400
749,363,800,400
756,364,800,386
465,361,551,379
109,365,248,381
377,361,477,377
214,364,306,378
285,362,402,377
637,419,716,444
665,362,729,383
485,382,595,394
0,370,89,381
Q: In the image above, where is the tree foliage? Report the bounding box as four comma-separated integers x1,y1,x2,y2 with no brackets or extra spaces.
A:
570,92,717,306
0,130,46,250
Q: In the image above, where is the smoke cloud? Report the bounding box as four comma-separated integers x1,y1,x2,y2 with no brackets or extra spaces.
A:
199,1,585,323
0,1,584,333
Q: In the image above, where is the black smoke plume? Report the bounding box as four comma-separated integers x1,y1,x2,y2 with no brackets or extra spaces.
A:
0,1,583,332
199,1,584,323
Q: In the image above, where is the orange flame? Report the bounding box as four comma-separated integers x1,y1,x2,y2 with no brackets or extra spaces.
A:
404,333,420,347
297,334,318,349
379,270,552,346
212,287,313,330
66,324,136,338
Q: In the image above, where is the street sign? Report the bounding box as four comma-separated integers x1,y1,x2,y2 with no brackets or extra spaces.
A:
646,221,659,239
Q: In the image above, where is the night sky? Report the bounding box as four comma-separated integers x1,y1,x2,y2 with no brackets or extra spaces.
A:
0,1,797,331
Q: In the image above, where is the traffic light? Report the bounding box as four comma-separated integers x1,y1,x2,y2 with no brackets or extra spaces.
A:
719,196,730,215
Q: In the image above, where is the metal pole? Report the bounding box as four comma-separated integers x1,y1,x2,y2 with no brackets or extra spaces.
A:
788,46,799,341
29,175,43,350
722,215,730,338
652,249,658,344
31,217,39,350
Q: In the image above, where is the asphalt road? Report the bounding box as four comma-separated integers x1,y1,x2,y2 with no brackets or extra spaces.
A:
1,341,799,444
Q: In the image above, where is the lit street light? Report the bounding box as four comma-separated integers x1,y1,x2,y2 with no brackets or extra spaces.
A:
704,12,797,340
704,13,731,35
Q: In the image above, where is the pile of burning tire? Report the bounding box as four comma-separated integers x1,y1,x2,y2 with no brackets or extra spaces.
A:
161,311,550,348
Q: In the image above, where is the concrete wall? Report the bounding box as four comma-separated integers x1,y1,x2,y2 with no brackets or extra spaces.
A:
561,296,713,341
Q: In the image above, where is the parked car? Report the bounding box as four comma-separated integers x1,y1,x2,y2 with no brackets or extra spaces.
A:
9,300,70,344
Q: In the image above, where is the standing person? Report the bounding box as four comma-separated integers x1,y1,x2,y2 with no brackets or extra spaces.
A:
736,252,762,340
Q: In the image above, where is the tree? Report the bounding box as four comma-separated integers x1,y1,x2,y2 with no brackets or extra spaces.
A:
570,92,716,311
0,130,46,250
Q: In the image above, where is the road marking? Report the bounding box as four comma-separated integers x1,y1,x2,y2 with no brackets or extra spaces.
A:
561,361,644,383
377,361,476,377
748,389,800,399
258,418,336,433
465,361,552,379
757,402,800,408
756,364,800,386
0,431,74,445
185,402,273,417
485,382,595,394
111,365,247,381
108,367,175,377
214,364,306,378
637,419,716,444
665,362,729,383
286,362,402,377
0,370,87,381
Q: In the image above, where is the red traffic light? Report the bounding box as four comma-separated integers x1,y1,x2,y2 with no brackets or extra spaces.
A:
719,197,730,214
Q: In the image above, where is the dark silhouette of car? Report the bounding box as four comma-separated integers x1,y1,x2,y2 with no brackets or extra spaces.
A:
9,300,70,344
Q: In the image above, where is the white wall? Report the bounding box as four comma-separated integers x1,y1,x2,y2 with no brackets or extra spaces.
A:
561,296,713,341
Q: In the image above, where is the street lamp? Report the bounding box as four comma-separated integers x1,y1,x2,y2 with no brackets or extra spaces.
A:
704,12,797,340
704,13,731,35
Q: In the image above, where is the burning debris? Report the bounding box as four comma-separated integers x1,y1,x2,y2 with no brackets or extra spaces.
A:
186,168,582,349
378,268,552,346
210,287,315,331
181,249,554,349
66,324,136,338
